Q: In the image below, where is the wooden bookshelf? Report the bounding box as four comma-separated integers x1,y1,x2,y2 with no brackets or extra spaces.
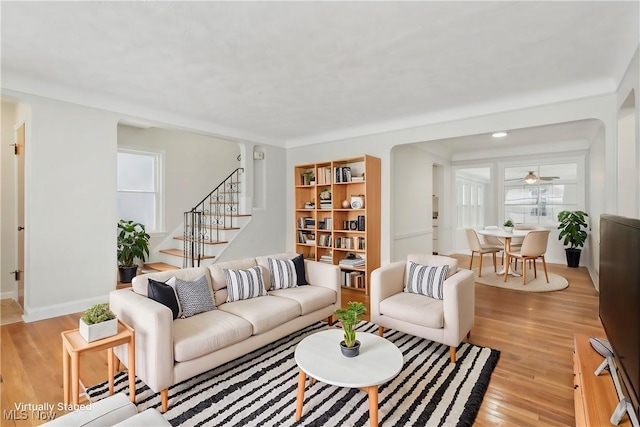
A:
294,155,380,295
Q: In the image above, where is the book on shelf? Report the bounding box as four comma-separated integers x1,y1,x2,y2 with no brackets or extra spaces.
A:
319,251,333,264
297,231,316,244
339,254,365,267
351,175,364,182
341,270,365,288
357,215,365,231
320,200,332,210
317,167,332,185
318,234,333,247
323,217,332,230
333,166,352,183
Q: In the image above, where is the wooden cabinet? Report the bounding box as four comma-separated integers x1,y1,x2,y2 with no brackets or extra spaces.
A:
294,155,380,295
573,334,631,427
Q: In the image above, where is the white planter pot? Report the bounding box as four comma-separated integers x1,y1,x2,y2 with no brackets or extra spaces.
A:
79,318,118,342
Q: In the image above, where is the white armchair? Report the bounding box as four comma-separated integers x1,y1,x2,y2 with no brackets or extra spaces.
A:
370,254,475,363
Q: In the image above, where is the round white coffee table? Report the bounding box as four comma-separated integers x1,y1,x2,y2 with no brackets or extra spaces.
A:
294,329,403,427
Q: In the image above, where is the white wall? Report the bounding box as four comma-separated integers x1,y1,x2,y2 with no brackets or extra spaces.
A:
588,125,606,289
287,93,619,276
391,145,434,260
117,125,241,252
1,91,288,322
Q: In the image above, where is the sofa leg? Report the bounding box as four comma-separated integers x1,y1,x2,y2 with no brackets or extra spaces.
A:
467,331,471,339
325,315,333,325
378,326,384,337
161,389,168,413
450,346,457,363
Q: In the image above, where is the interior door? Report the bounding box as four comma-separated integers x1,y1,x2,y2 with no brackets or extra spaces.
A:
16,123,25,308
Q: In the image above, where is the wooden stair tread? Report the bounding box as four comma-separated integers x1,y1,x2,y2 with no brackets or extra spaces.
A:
173,237,228,245
142,262,181,273
160,249,215,259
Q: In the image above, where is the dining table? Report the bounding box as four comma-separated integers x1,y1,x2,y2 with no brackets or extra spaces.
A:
476,228,530,276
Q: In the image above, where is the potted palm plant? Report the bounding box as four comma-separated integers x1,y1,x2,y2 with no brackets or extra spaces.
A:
117,219,150,283
557,210,589,268
79,303,117,342
334,301,367,357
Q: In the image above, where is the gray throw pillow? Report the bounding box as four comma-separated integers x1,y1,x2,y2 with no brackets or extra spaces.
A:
175,275,216,318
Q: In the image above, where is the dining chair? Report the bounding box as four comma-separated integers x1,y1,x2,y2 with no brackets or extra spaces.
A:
465,228,502,277
481,226,504,265
504,230,551,285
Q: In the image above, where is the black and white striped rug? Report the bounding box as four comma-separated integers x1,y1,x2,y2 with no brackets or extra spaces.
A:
87,322,499,426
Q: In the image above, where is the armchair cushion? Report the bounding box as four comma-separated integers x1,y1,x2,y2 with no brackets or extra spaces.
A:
379,292,444,328
404,262,449,300
407,254,458,278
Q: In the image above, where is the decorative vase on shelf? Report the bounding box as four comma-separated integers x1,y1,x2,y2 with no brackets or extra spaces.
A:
342,200,350,208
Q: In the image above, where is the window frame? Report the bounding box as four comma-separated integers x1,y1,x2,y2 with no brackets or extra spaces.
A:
499,155,586,226
117,147,165,234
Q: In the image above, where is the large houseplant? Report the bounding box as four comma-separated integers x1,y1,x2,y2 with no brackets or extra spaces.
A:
334,301,367,357
557,210,589,268
117,219,150,283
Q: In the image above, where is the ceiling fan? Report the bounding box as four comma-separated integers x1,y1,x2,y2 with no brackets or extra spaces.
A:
507,171,560,184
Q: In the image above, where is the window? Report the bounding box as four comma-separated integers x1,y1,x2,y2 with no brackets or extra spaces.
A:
456,167,489,228
117,149,163,233
504,163,578,225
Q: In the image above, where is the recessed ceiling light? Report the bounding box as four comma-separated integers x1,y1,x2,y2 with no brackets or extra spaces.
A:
492,131,508,138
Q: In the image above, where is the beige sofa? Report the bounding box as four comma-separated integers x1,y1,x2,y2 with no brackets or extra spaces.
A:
109,253,340,412
370,254,474,363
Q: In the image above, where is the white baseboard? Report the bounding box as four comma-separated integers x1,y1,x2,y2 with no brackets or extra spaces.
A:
1,291,18,300
22,294,110,323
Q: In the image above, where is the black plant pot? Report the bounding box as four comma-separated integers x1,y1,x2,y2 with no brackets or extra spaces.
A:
118,266,138,283
565,248,582,268
340,340,361,358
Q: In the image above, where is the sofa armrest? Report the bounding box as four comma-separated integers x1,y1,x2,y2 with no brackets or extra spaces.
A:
109,289,174,393
442,268,475,345
370,261,406,319
304,260,341,308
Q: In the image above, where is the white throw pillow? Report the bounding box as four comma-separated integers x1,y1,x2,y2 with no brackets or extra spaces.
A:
225,266,267,302
175,275,216,318
404,261,449,300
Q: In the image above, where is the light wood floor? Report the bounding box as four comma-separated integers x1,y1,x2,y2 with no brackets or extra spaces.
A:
1,255,601,426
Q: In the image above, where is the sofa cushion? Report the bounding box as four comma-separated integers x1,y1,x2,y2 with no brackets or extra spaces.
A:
404,262,449,300
218,295,301,335
379,292,444,329
268,286,336,315
208,258,258,291
407,254,458,279
225,267,267,302
268,257,297,290
132,266,210,297
148,278,180,320
173,310,253,362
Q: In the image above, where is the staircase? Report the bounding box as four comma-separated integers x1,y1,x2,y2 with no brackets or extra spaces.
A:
143,168,250,272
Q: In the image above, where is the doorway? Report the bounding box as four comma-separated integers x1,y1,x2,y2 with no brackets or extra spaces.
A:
16,123,25,308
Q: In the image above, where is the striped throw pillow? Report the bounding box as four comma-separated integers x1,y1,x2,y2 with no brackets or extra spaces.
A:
404,262,449,300
268,258,298,290
225,266,267,302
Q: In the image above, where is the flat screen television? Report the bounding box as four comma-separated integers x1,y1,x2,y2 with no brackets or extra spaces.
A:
599,214,640,422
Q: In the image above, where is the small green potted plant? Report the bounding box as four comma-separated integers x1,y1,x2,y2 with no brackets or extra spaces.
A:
334,301,367,357
503,218,514,233
557,210,589,268
79,303,117,342
117,219,150,283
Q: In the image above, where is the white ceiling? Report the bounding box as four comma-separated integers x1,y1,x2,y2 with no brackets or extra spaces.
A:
1,1,639,147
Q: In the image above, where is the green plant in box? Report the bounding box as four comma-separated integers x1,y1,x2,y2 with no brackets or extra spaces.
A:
334,301,367,347
82,303,116,325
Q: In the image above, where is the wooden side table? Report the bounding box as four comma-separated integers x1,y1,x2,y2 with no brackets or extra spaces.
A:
61,319,135,405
